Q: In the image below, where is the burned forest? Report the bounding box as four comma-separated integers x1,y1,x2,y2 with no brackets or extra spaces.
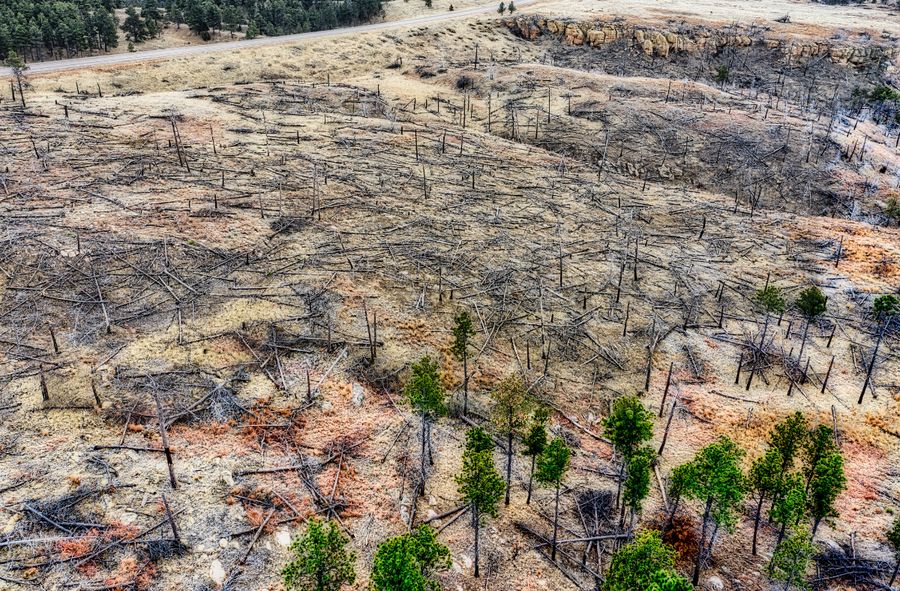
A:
0,1,898,590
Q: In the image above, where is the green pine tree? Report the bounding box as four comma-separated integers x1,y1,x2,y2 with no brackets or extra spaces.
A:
749,447,784,556
769,526,815,591
755,285,786,315
245,20,260,39
281,518,356,591
770,412,809,472
535,437,570,561
122,6,147,42
622,446,655,528
456,434,505,577
465,425,494,454
873,294,899,320
770,473,808,550
603,530,692,591
801,425,836,492
490,374,529,506
808,450,845,536
450,310,475,415
665,462,694,530
404,355,447,497
370,525,450,591
682,436,745,586
522,406,549,505
603,395,654,514
795,286,827,361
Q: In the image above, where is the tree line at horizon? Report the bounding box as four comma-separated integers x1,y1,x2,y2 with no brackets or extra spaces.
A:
0,0,385,62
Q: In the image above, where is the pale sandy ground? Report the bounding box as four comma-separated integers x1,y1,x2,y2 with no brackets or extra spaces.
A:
525,0,900,37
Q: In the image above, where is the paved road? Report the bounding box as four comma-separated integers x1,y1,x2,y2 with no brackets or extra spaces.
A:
1,0,538,78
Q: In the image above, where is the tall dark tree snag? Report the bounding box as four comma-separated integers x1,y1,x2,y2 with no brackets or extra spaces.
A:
859,295,896,404
749,284,785,390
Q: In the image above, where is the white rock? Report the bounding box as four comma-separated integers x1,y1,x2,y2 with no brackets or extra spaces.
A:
219,538,228,549
706,576,724,591
425,509,438,521
276,528,293,547
210,559,226,586
352,383,365,406
461,554,472,569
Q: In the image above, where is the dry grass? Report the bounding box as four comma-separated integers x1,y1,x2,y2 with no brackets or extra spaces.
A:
0,4,898,591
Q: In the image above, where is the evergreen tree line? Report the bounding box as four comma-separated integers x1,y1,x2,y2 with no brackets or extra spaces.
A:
0,0,384,62
150,0,385,41
0,0,118,62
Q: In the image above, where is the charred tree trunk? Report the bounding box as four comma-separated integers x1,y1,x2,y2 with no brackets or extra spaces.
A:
752,493,765,556
505,428,513,506
692,497,713,585
551,480,561,561
526,455,536,505
474,504,481,577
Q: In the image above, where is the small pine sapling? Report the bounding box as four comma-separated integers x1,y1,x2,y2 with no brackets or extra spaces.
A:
522,406,549,504
535,437,570,561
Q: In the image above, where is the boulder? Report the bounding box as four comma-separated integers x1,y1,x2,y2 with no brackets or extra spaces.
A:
565,23,585,45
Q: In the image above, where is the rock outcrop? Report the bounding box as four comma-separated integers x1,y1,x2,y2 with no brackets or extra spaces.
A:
504,17,897,69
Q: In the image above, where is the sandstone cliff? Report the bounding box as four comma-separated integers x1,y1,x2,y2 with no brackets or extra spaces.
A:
505,17,897,69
